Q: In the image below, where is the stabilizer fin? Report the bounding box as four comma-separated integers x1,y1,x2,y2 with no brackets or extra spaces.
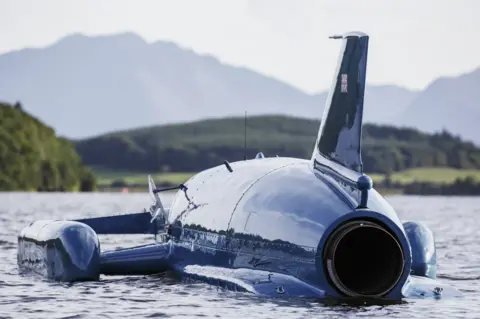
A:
74,212,155,234
100,243,171,276
149,175,169,223
312,32,369,179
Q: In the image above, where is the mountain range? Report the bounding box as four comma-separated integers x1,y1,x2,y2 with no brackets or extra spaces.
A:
0,32,478,143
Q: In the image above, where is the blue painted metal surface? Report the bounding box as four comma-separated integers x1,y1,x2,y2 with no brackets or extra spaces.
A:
403,221,437,279
101,243,171,276
164,158,413,299
16,31,462,301
255,152,265,159
314,32,369,174
17,220,100,282
75,212,155,234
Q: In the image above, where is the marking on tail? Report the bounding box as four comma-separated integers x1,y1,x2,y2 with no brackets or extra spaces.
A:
312,32,370,183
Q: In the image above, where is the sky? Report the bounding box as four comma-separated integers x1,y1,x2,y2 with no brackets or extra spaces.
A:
1,0,479,94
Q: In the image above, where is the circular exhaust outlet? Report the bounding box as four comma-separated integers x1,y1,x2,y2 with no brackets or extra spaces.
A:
323,220,405,298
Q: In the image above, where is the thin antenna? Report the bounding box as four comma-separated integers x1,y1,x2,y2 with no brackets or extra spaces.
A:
244,111,247,161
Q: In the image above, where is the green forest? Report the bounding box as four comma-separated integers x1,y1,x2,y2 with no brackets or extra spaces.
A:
2,104,480,195
0,102,96,191
75,115,480,174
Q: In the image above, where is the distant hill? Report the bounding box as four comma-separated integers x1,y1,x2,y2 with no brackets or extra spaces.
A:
74,115,480,175
0,102,96,191
1,32,478,143
0,33,418,139
399,67,480,144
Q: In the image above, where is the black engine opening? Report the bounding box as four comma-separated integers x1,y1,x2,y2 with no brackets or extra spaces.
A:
324,220,405,297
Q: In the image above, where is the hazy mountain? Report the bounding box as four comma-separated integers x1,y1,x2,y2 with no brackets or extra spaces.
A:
0,32,420,139
399,68,480,144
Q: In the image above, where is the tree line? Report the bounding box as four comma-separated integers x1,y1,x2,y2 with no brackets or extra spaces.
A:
3,103,479,196
74,115,480,174
0,102,96,191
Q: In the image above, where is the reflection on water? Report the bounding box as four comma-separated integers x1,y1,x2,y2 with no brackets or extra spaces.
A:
0,193,479,318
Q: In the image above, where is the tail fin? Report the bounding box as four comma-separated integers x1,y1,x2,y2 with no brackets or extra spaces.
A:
312,32,369,180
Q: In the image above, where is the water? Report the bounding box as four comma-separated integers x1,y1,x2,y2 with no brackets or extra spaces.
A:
0,193,479,318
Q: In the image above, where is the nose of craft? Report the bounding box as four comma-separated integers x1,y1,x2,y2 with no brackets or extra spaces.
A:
18,220,101,282
59,224,101,273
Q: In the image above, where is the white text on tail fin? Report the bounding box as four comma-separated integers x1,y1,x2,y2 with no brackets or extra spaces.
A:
312,32,369,177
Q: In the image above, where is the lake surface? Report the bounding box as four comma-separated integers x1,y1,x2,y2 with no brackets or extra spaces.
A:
0,192,479,318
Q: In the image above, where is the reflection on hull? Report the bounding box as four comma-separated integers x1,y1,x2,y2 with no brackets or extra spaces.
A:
16,31,462,302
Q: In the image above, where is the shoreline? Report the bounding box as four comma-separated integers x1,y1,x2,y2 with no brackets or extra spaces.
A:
3,171,480,196
91,167,480,197
1,188,478,197
95,185,479,196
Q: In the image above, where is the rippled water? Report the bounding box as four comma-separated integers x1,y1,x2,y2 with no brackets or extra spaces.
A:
0,192,479,318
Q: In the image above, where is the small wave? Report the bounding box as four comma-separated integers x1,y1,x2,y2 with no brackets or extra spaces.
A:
145,313,171,318
437,274,480,281
0,240,16,250
2,194,480,318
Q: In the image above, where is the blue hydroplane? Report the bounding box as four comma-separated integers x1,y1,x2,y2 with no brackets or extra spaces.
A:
17,32,461,301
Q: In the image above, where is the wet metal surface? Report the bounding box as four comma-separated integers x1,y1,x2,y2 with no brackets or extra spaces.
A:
1,192,479,318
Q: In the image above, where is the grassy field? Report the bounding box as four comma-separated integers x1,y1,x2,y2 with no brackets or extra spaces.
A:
92,167,195,186
369,168,480,185
92,167,480,188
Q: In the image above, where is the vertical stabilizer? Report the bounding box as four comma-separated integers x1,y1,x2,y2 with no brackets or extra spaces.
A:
312,32,369,181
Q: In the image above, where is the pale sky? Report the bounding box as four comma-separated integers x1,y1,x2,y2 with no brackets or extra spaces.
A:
1,0,478,94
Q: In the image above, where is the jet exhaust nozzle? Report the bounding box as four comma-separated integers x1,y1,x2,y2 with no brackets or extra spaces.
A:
323,219,405,298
